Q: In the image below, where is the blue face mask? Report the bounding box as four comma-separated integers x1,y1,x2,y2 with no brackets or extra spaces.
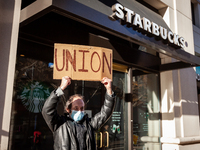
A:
71,110,84,121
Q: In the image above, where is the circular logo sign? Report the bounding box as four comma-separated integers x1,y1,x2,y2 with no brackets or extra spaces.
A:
19,81,52,113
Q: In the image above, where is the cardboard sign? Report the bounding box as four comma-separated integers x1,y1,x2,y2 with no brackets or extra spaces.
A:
53,44,113,81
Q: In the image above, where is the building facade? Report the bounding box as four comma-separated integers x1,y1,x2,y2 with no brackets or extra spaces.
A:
1,0,200,150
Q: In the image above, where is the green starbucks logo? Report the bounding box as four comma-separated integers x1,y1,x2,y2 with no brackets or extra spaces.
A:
20,81,51,113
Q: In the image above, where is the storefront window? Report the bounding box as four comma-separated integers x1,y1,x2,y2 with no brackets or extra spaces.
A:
9,54,127,150
9,56,58,150
132,70,160,150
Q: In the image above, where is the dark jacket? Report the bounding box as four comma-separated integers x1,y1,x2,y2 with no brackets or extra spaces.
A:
42,90,115,150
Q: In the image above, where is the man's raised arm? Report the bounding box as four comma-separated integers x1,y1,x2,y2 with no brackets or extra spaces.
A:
42,76,71,132
90,77,115,130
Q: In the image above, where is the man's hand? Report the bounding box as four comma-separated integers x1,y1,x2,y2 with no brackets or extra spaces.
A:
60,76,71,91
101,77,112,95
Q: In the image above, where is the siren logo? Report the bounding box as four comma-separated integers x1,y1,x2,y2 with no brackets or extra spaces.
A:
19,82,51,113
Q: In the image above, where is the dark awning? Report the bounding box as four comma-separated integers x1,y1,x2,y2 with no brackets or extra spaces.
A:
20,0,200,71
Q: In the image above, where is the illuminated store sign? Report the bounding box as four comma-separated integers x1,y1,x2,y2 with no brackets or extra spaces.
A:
110,3,185,49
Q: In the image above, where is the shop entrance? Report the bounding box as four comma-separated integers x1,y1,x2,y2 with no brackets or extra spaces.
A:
95,71,126,150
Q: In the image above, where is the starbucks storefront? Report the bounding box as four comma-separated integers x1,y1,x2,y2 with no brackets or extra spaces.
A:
6,0,200,150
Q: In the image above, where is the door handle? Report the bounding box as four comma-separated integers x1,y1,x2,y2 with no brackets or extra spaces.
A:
104,131,109,148
95,132,103,148
99,132,102,148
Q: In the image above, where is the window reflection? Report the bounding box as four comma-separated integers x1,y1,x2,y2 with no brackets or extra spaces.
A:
103,71,126,149
132,70,160,150
9,57,57,150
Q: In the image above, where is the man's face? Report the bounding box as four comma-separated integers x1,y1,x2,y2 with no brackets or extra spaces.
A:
66,97,85,116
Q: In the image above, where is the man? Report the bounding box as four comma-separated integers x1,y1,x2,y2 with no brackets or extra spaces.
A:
42,76,115,150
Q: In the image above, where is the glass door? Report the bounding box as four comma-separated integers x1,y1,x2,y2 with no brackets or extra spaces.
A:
132,69,161,150
95,70,126,150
